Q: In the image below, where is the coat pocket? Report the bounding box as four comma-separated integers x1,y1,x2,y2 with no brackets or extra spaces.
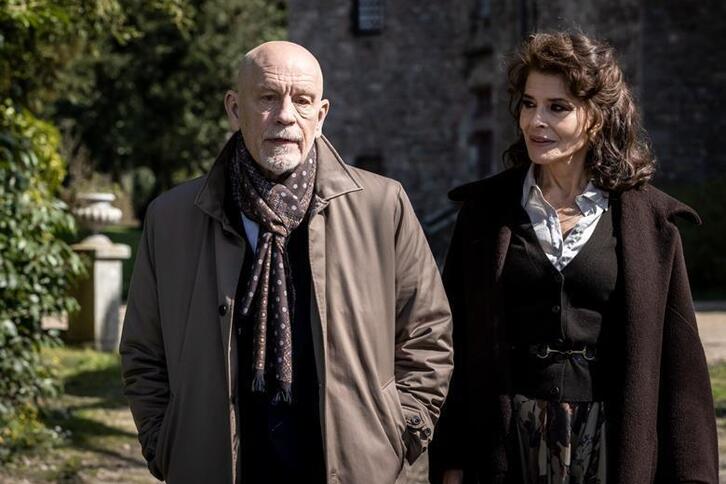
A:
150,392,176,480
380,378,407,466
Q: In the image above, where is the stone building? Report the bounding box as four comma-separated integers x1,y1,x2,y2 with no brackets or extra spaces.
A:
287,0,726,259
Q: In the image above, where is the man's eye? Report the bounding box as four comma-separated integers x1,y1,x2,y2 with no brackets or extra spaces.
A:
261,95,276,102
295,98,312,105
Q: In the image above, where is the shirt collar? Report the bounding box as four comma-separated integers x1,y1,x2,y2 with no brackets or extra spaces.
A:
521,163,609,214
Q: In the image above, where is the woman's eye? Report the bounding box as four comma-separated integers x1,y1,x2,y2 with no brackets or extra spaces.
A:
522,100,535,108
551,103,570,113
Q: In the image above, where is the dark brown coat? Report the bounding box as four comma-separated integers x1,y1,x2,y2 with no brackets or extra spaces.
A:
430,166,718,483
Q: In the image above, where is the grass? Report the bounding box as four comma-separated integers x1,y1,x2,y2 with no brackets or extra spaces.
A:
2,347,725,481
0,345,153,483
711,363,726,417
709,362,726,470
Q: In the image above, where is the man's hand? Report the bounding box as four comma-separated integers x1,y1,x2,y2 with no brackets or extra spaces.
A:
442,469,464,484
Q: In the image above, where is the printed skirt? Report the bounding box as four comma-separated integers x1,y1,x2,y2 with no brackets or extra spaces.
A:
511,394,607,484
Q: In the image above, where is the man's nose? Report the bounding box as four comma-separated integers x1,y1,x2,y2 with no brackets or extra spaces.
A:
275,96,296,125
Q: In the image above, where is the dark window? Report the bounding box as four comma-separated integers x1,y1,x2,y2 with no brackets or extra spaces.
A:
354,0,385,35
474,86,492,117
355,154,384,175
478,0,491,19
471,131,494,178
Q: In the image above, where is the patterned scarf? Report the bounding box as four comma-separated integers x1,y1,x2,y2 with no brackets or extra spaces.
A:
227,132,317,403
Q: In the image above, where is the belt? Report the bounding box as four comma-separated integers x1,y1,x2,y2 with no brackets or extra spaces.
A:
526,344,598,362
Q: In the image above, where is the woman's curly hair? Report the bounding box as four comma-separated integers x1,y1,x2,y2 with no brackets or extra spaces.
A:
504,32,655,191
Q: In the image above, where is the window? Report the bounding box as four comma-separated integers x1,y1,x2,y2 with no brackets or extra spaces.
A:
471,131,494,178
474,86,492,117
478,0,491,20
354,0,385,35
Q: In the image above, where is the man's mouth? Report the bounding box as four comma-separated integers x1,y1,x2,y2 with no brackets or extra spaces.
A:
266,138,299,144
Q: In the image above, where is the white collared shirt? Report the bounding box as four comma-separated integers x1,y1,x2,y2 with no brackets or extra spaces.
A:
521,164,610,271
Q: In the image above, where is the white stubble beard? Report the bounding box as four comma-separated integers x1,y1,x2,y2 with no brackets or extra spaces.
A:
259,144,302,176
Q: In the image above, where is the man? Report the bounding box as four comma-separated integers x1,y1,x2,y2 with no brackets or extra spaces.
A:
120,41,453,484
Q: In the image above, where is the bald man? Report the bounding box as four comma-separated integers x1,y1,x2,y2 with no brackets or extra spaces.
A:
120,41,453,484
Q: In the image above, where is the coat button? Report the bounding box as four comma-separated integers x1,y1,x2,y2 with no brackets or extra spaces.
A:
219,304,228,316
550,385,560,398
551,304,561,313
410,415,422,426
423,427,432,437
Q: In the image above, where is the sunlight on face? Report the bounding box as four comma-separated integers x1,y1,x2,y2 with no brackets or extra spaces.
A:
519,71,590,168
225,42,330,178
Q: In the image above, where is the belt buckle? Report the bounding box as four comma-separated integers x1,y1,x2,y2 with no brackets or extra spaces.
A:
535,344,556,359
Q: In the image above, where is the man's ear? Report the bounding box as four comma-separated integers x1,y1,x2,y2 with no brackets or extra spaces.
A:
224,90,241,131
315,98,330,138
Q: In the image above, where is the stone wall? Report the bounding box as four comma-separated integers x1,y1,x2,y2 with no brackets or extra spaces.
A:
287,0,726,260
288,0,473,223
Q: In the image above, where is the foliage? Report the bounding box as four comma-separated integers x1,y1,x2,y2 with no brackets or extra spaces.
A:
0,103,83,458
54,0,287,211
0,404,67,462
0,1,285,460
0,346,127,476
0,0,149,457
0,0,190,109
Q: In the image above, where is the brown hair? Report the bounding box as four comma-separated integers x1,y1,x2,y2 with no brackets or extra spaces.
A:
504,32,655,191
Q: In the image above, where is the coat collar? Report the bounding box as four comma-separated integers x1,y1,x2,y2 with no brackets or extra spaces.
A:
194,133,363,224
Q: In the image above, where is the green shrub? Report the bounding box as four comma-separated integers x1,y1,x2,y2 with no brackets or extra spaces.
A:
0,102,85,457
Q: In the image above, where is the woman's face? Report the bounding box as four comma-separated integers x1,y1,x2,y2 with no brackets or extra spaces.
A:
519,70,590,168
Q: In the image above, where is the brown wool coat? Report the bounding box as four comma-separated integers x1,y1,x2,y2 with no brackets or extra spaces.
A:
120,135,454,484
430,166,718,484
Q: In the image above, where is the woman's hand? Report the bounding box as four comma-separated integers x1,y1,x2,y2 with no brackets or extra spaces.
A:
442,469,464,484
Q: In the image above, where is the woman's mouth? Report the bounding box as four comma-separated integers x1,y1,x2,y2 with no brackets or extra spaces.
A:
529,135,556,147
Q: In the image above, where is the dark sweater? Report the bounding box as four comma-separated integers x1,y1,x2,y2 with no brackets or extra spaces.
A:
500,207,618,402
228,207,324,483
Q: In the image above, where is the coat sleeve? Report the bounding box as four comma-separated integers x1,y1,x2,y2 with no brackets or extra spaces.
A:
656,230,718,483
393,185,454,465
119,200,169,479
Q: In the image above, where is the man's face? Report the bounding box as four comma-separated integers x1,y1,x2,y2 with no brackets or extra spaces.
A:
226,45,329,177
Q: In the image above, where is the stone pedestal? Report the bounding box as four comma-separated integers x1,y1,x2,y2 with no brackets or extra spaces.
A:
67,234,131,351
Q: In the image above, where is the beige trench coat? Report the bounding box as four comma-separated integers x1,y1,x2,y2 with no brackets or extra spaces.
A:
120,135,453,484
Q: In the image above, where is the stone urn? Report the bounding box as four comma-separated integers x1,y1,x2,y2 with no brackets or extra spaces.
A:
68,192,130,352
73,192,124,244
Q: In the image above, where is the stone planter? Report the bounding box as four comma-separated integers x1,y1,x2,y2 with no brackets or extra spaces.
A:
68,192,130,352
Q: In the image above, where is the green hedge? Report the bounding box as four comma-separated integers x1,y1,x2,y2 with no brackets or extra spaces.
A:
0,103,85,458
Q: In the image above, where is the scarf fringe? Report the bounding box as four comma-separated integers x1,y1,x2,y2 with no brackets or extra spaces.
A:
251,369,266,393
272,386,292,405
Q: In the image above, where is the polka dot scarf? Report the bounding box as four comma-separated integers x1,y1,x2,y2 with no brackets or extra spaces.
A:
228,132,317,404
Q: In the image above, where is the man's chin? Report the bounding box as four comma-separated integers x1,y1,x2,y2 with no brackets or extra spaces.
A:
258,156,301,177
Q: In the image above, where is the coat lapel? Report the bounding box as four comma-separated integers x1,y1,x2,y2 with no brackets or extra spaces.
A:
193,134,247,400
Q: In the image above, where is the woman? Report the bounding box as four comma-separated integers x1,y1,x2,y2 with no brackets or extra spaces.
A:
430,32,718,484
